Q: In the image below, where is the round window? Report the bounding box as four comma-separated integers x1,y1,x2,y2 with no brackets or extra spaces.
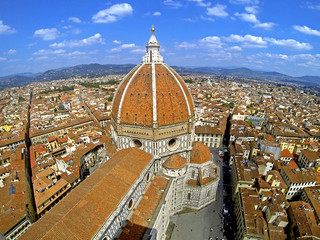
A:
167,138,179,151
130,139,142,148
128,199,134,210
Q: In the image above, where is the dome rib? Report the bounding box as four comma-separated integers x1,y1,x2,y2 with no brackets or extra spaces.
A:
151,63,157,125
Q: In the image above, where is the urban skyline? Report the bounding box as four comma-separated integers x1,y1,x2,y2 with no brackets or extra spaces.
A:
0,0,320,77
1,27,320,239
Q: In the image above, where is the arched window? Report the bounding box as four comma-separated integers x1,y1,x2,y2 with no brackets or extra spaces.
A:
146,173,151,182
128,199,134,210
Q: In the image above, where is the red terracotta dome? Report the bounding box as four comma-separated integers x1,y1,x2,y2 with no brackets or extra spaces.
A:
190,141,211,164
111,28,194,128
163,154,187,169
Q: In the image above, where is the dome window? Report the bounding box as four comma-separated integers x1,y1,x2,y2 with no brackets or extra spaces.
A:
130,139,142,148
168,138,179,151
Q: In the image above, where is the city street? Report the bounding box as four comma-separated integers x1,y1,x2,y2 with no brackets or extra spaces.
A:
168,147,233,240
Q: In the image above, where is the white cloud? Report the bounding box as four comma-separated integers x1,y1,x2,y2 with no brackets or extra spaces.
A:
266,53,288,60
229,46,242,51
113,40,122,44
62,25,72,29
33,49,66,55
31,49,94,62
199,36,222,48
50,33,104,48
293,25,320,36
206,4,228,17
130,48,145,54
188,0,211,7
176,41,197,48
0,20,16,34
235,12,275,29
235,12,258,23
306,2,320,10
245,6,258,14
266,38,313,50
229,0,259,5
66,51,86,56
153,12,161,16
254,22,275,29
183,18,198,22
111,43,136,52
34,28,60,40
7,49,16,55
163,0,182,8
0,57,7,61
200,15,215,22
224,34,311,50
224,34,267,48
92,3,133,23
68,17,82,23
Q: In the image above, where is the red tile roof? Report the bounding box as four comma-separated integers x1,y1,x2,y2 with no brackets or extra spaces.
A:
280,149,293,158
20,148,153,240
118,176,169,240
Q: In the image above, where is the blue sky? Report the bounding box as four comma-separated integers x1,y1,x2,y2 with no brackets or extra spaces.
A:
0,0,320,77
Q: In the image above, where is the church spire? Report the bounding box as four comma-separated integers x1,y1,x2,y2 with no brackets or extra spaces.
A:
143,26,163,63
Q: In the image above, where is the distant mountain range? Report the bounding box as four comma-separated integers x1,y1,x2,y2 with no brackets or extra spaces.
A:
0,63,319,90
172,66,320,86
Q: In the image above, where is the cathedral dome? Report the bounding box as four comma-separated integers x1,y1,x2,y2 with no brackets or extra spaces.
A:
111,28,194,128
190,141,211,164
163,154,187,169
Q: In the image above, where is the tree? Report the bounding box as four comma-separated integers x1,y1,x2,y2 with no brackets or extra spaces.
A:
246,121,252,127
108,96,113,102
184,79,193,83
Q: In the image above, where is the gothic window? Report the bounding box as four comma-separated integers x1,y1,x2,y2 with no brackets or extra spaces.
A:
146,173,151,182
187,193,191,200
128,199,134,210
191,170,195,178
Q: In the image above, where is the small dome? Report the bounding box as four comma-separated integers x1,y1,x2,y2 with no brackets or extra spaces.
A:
163,154,187,169
190,141,211,164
